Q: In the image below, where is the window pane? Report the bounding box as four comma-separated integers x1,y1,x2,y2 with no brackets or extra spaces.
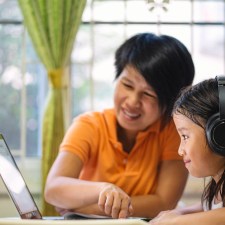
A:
93,0,126,22
0,0,22,21
25,62,46,156
0,24,23,152
193,25,224,83
194,1,224,22
126,0,158,22
125,24,159,36
25,34,47,157
141,0,192,22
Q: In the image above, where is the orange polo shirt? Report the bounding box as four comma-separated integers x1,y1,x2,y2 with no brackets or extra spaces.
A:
60,108,181,196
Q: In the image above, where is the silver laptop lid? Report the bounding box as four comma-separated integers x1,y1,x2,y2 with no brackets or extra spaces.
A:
0,134,42,219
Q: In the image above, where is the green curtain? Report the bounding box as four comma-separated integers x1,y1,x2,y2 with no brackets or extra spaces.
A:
18,0,87,216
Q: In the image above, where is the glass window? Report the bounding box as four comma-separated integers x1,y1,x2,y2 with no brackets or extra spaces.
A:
0,0,224,157
0,0,46,157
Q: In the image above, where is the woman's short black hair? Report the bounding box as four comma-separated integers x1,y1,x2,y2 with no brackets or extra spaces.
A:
114,32,195,127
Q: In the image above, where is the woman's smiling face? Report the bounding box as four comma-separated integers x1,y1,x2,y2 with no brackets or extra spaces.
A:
173,112,225,180
114,65,161,135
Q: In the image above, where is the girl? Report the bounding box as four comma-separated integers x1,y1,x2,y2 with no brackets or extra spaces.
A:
150,76,225,225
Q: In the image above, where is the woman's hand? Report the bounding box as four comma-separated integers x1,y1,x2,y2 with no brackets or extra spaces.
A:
98,183,133,219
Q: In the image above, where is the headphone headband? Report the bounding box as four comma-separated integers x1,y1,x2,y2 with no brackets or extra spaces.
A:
216,75,225,119
206,75,225,156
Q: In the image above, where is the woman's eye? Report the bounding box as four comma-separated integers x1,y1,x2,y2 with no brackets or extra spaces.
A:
122,82,133,89
144,92,156,98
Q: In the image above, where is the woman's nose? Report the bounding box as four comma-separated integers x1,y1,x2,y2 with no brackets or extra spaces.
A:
126,93,141,108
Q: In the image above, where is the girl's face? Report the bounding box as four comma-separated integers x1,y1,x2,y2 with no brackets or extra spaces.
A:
173,113,225,180
114,66,161,136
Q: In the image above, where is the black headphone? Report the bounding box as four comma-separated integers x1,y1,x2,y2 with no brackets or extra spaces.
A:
206,75,225,156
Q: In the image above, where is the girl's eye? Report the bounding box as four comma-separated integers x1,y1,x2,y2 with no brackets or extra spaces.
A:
181,135,188,140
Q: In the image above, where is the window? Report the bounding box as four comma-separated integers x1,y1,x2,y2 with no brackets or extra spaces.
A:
0,0,47,158
0,1,224,212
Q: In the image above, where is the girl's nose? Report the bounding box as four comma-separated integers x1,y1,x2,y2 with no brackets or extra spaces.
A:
178,145,185,156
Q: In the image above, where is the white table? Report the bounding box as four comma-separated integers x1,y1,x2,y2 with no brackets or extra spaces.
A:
0,218,148,225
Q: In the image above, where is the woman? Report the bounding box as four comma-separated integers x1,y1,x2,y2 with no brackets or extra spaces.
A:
44,32,195,219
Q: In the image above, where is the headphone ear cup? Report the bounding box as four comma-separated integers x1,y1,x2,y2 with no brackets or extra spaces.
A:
206,112,225,156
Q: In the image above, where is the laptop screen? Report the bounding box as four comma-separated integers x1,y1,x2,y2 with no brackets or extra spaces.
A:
0,134,42,219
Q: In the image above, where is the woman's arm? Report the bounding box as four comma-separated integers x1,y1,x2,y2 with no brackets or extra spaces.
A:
131,160,188,218
44,151,133,218
71,160,188,218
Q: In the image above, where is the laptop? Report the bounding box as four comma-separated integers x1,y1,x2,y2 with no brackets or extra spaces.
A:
0,134,150,221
